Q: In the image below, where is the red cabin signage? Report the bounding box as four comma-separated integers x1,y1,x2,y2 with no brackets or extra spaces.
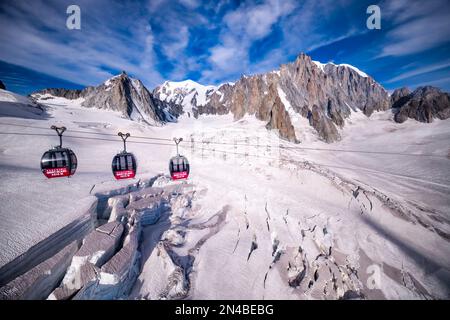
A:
43,167,70,179
114,170,136,180
171,171,189,180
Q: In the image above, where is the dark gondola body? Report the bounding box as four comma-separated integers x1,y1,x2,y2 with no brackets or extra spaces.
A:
41,148,77,179
112,152,137,180
169,155,189,180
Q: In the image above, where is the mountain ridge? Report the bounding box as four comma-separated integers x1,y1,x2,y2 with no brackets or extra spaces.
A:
391,86,450,123
154,53,390,142
30,53,450,143
32,71,170,126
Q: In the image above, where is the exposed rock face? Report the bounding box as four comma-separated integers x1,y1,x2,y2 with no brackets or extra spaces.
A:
308,104,340,143
33,72,171,126
392,86,450,123
276,54,390,141
35,88,84,100
154,53,390,142
153,79,217,119
264,86,297,142
0,80,6,90
391,87,411,108
31,54,398,142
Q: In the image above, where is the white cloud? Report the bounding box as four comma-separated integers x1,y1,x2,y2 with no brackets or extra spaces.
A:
386,61,450,83
178,0,200,9
382,0,442,25
201,0,297,83
380,14,450,57
223,0,295,40
200,0,365,84
0,0,165,88
161,26,190,60
378,0,450,57
409,76,450,89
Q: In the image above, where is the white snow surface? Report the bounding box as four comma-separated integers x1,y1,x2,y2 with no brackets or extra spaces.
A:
338,63,369,77
313,60,369,77
1,89,449,299
312,60,326,72
0,89,32,104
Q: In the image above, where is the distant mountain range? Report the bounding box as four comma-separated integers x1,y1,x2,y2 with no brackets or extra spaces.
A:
29,53,450,143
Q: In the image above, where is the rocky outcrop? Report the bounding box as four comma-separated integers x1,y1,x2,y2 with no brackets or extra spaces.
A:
391,87,411,108
35,88,84,100
275,54,390,141
32,53,396,142
33,72,172,126
265,87,297,142
0,80,6,90
308,105,340,143
392,86,450,123
153,79,218,119
154,53,390,142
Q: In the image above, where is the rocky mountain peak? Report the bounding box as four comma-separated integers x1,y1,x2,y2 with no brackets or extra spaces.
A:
153,80,219,118
152,53,391,143
392,86,450,123
33,73,171,125
391,87,411,108
31,53,448,144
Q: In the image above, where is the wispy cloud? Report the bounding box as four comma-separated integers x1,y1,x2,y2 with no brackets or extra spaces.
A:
1,0,450,93
409,76,450,89
0,0,163,87
386,61,450,83
200,0,297,83
378,0,450,57
306,29,367,52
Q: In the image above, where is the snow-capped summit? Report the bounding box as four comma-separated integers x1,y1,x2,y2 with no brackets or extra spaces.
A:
153,79,218,117
312,60,369,77
337,63,368,78
31,53,393,143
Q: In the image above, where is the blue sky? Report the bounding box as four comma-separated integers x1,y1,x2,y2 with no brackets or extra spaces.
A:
0,0,449,95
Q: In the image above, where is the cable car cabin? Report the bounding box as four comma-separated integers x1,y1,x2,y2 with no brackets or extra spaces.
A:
169,155,190,180
41,148,77,178
112,152,137,180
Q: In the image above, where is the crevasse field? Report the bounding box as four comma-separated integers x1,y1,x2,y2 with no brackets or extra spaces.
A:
0,89,449,299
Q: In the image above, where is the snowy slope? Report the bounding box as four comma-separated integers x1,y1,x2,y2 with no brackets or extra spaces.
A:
0,90,449,299
312,60,369,77
0,89,46,120
0,89,33,104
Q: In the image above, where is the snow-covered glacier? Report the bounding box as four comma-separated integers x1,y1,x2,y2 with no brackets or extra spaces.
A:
0,87,449,300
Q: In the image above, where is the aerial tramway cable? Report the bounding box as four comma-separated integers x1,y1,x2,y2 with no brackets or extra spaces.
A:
0,125,448,186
